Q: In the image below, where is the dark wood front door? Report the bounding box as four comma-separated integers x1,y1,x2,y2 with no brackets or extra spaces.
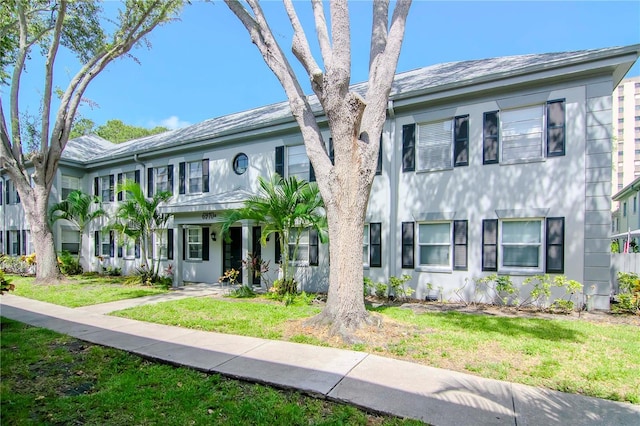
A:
223,227,243,284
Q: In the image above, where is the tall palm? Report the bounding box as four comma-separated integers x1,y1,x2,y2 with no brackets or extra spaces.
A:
112,180,172,278
222,174,328,285
49,190,106,260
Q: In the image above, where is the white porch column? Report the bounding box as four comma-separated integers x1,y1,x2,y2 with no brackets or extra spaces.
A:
174,224,183,288
242,221,250,285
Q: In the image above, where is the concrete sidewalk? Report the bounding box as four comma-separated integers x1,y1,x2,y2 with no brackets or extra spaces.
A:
1,294,638,426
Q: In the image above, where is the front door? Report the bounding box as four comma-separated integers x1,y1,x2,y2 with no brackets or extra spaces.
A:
223,227,243,284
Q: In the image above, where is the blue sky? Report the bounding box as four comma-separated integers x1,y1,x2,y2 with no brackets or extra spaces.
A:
7,0,640,131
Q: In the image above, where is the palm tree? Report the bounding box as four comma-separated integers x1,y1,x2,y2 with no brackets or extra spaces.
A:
49,190,106,261
112,180,172,279
222,174,328,289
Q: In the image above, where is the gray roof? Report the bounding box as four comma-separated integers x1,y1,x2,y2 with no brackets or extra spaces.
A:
63,45,639,165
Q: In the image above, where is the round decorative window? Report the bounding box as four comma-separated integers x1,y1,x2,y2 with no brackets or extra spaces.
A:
233,153,248,175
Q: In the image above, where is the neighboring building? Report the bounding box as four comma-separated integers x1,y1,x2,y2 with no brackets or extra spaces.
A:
2,45,639,310
612,75,640,193
612,176,640,251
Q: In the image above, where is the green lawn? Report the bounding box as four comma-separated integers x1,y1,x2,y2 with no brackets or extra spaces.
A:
8,275,168,307
0,318,419,425
113,297,640,404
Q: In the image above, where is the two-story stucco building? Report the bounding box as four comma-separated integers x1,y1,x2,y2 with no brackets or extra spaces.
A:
2,45,639,310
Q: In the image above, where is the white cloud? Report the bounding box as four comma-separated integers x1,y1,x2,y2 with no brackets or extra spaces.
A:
150,115,191,130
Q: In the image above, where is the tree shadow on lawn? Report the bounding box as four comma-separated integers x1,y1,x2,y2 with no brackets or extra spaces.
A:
372,307,586,343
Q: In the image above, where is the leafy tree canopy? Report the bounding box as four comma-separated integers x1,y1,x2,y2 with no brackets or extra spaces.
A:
70,118,169,143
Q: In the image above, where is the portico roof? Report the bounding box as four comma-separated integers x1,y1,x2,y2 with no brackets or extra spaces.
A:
158,188,255,215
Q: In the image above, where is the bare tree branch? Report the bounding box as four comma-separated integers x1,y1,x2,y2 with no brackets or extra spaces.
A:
283,0,323,94
370,0,389,69
327,0,350,93
40,0,67,155
310,0,331,67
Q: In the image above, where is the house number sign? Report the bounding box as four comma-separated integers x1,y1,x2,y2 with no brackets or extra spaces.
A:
201,212,217,220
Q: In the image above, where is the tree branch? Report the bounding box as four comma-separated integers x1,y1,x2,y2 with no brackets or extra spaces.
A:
283,0,323,94
369,0,388,69
40,0,67,155
311,0,331,68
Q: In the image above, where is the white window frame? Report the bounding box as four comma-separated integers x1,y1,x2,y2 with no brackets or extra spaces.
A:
122,171,136,200
100,176,112,203
7,180,19,204
287,145,310,181
123,235,136,259
154,229,168,260
417,222,452,271
100,231,111,257
288,228,309,265
9,230,20,255
188,160,202,194
187,227,202,261
363,224,370,267
60,227,80,255
155,166,170,194
416,119,453,172
500,105,544,163
498,219,544,273
61,175,80,200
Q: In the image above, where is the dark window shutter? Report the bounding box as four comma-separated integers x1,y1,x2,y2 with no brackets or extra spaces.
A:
109,175,115,202
182,228,186,261
328,137,335,165
0,181,3,205
309,229,319,266
376,136,383,175
370,223,382,267
453,220,468,270
94,177,99,197
5,181,9,205
482,219,498,271
309,163,316,182
117,243,122,258
483,111,499,164
202,227,209,261
275,233,281,264
21,230,26,255
546,217,565,273
109,231,115,257
401,222,414,268
402,124,415,172
6,231,9,254
15,187,19,203
454,115,469,167
275,146,285,177
147,167,154,197
117,173,123,201
167,164,174,195
94,231,99,256
202,159,210,193
0,231,3,254
135,239,140,259
134,170,140,185
179,162,186,194
167,229,174,260
547,100,566,157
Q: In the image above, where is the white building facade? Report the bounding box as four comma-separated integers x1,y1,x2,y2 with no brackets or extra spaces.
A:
2,45,639,310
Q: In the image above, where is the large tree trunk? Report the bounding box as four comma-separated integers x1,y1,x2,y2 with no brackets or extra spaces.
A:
21,183,61,282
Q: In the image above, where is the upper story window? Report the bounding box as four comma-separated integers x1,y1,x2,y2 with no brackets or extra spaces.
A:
233,153,249,175
4,180,20,205
94,175,114,203
147,165,173,197
179,159,209,195
483,100,565,165
624,202,627,217
61,175,80,199
287,145,311,181
117,170,140,201
402,116,469,172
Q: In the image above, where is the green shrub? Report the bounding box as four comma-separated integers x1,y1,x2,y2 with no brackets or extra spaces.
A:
229,285,256,298
0,254,32,275
0,270,15,294
57,251,82,275
363,276,373,296
614,272,640,314
375,282,388,298
270,278,298,296
389,274,413,301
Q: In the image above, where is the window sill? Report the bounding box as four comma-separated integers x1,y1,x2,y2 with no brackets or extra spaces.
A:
415,266,452,273
498,268,544,276
416,166,453,174
499,157,545,166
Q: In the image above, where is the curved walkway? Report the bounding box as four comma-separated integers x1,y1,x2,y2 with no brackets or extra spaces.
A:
1,291,638,426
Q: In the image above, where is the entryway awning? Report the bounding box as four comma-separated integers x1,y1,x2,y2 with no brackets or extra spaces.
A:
158,188,255,215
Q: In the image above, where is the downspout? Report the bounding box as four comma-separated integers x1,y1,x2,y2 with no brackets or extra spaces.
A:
387,100,399,281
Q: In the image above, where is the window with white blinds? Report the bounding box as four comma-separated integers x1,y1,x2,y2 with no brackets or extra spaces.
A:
417,120,453,171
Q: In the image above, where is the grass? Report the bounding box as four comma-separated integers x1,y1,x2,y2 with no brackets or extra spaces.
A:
0,318,420,425
8,274,168,307
112,296,321,339
113,297,640,404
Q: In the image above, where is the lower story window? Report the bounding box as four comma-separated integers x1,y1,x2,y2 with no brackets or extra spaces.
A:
418,222,451,267
500,220,542,269
61,229,80,255
289,229,309,263
187,228,202,260
154,230,168,260
101,231,112,257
